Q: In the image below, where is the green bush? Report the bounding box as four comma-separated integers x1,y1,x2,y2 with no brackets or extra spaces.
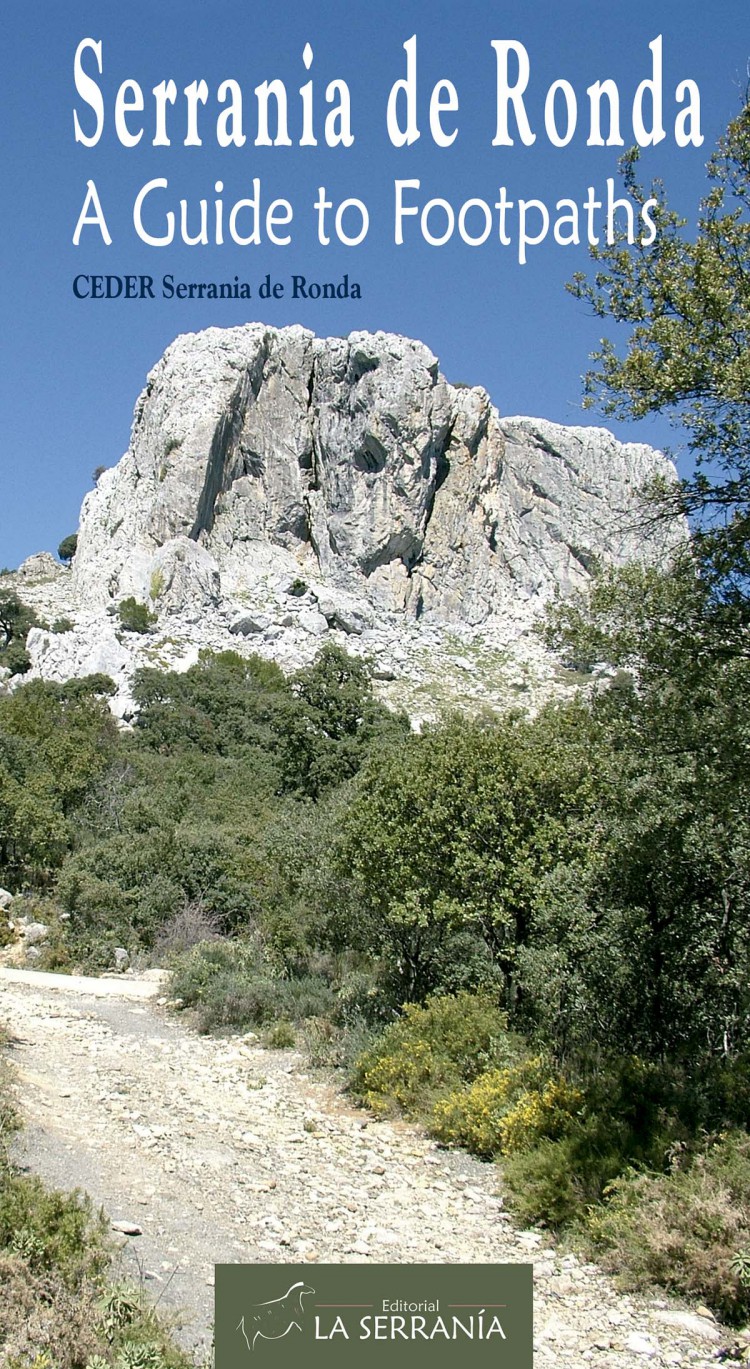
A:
500,1133,593,1229
149,569,165,603
584,1131,750,1324
0,1041,20,1144
117,598,155,634
57,534,78,564
169,938,264,1004
0,638,31,674
0,1173,109,1289
194,969,334,1033
0,907,16,949
498,1056,688,1231
501,1120,629,1230
350,991,522,1117
266,1020,296,1048
332,969,393,1030
169,938,335,1033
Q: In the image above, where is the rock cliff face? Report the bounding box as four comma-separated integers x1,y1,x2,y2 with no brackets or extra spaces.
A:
14,324,682,719
73,323,676,619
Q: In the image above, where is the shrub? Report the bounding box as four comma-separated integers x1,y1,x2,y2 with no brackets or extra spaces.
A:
0,1176,109,1288
585,1131,750,1324
0,1253,104,1369
501,1133,598,1229
0,1245,192,1367
56,867,136,969
200,971,283,1029
169,938,265,1007
117,598,155,634
0,638,31,674
149,569,165,604
333,970,392,1030
57,534,78,564
0,1048,20,1145
266,1020,296,1048
193,970,334,1033
281,974,335,1020
302,1015,340,1067
430,1058,583,1158
51,617,74,633
0,907,16,949
498,1057,688,1231
169,939,335,1033
350,991,521,1117
151,901,224,961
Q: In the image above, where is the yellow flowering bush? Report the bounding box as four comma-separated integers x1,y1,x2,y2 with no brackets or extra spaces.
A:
358,1038,449,1116
350,991,522,1117
430,1057,583,1158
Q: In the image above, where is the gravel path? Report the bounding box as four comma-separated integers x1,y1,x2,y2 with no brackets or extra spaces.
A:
0,970,727,1367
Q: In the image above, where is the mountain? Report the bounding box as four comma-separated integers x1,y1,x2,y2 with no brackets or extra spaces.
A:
8,324,682,720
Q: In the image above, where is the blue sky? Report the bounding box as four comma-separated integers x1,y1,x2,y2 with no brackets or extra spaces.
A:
1,0,748,567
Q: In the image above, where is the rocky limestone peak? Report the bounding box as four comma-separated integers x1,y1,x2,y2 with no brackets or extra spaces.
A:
12,324,683,721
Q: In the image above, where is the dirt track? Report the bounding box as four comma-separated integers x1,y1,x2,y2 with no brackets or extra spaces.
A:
0,968,726,1366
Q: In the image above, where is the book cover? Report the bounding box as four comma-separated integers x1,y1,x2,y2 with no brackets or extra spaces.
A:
0,3,748,1367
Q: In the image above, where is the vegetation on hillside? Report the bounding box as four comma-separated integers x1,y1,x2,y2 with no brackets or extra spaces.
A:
0,591,38,677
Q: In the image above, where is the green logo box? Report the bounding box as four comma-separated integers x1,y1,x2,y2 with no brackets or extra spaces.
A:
215,1263,533,1368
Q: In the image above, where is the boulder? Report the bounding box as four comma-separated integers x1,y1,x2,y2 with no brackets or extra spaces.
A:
229,616,265,636
298,608,329,637
15,552,66,582
20,921,49,945
147,536,221,616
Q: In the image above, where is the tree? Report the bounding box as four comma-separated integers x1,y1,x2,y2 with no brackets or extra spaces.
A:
57,533,78,564
335,709,603,1004
535,100,750,1062
0,593,34,650
568,100,750,604
278,644,409,799
543,560,750,1060
0,679,118,885
0,592,38,676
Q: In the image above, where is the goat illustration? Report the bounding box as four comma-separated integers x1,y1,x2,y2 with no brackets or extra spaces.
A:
237,1281,316,1351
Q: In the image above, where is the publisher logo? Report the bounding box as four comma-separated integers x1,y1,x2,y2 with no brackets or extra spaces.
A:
216,1263,533,1369
236,1280,316,1352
